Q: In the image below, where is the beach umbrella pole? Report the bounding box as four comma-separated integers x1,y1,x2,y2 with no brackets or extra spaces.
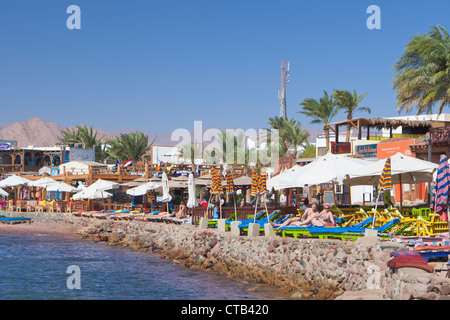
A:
372,190,382,229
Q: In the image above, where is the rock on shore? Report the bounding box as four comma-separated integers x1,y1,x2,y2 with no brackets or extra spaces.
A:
3,211,450,300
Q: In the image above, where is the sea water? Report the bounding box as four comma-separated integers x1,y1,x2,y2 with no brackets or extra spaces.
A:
0,233,291,300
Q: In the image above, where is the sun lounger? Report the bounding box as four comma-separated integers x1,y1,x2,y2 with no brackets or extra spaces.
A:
223,210,267,228
162,216,192,225
0,217,32,224
307,218,401,241
279,216,375,239
237,211,281,229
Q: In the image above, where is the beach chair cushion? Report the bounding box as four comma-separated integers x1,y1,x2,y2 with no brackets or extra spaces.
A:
390,250,421,257
387,255,433,273
414,245,450,252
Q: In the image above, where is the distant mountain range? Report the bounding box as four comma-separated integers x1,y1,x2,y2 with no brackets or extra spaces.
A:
0,117,322,148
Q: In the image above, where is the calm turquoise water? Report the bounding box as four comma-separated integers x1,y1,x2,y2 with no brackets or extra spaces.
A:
0,233,290,300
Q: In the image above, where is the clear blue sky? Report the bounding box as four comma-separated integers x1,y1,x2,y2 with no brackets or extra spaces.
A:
0,0,449,134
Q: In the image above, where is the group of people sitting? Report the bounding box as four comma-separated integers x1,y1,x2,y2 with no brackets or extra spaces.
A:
272,201,335,231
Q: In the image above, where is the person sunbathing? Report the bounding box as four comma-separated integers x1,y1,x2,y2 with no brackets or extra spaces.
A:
169,203,187,219
273,202,320,230
310,203,335,227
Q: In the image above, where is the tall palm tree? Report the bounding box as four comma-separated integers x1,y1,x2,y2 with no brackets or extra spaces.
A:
299,90,339,153
267,117,310,158
393,25,450,115
332,89,370,142
108,131,155,163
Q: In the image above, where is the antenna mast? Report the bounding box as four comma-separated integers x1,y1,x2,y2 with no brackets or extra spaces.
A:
278,59,290,120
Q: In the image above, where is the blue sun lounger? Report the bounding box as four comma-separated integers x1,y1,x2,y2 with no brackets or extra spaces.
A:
0,217,32,224
224,210,267,228
235,211,280,229
278,216,375,239
306,218,401,241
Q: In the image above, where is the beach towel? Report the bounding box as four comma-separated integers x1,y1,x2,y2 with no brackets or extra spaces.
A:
387,255,433,273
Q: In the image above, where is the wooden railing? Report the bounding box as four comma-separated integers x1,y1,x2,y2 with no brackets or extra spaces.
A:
429,126,450,143
190,206,298,224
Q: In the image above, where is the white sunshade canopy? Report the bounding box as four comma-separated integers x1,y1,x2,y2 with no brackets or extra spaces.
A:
161,172,172,203
268,153,371,189
0,175,32,188
85,179,119,192
46,182,80,193
72,189,113,200
126,182,161,197
267,165,309,190
0,187,8,197
28,177,58,187
72,179,118,200
187,173,197,208
343,152,439,186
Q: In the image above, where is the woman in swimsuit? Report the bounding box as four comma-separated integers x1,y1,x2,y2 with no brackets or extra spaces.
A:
273,202,320,230
311,203,335,226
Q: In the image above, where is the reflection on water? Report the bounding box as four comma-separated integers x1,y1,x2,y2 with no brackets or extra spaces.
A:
0,233,291,300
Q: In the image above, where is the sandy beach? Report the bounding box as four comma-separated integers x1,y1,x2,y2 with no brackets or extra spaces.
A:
0,220,80,238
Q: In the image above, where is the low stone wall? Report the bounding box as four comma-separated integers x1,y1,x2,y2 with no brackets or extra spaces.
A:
4,211,450,300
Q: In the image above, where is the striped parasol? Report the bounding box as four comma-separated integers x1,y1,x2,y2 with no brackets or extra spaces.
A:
258,173,267,194
373,157,393,228
378,157,393,191
251,170,259,196
431,154,450,221
210,167,222,194
225,170,235,194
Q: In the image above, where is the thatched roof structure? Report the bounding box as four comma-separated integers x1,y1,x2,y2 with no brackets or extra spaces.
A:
325,117,433,131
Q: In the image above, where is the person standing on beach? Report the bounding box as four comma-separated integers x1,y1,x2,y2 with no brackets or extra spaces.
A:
280,190,287,206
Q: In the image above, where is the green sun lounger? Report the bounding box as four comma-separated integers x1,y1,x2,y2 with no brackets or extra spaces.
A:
200,210,267,228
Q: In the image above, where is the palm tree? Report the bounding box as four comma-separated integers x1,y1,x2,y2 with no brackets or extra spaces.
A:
267,117,310,158
299,143,316,158
59,124,106,162
332,89,370,142
177,142,204,164
393,25,450,115
299,90,339,153
108,131,155,163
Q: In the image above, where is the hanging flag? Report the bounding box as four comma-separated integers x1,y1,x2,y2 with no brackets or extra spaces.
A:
378,157,392,191
210,167,222,194
124,158,133,167
431,154,450,221
115,159,120,171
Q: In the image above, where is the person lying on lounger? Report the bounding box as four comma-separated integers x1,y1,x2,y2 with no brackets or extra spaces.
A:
272,202,320,230
310,203,335,226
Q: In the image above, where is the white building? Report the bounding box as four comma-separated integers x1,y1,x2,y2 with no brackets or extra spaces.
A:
59,161,107,175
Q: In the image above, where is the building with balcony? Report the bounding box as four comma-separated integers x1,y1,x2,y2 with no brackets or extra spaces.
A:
314,114,450,205
0,144,95,175
318,115,450,159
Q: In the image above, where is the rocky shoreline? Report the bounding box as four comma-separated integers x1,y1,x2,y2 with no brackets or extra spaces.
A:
2,211,450,300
